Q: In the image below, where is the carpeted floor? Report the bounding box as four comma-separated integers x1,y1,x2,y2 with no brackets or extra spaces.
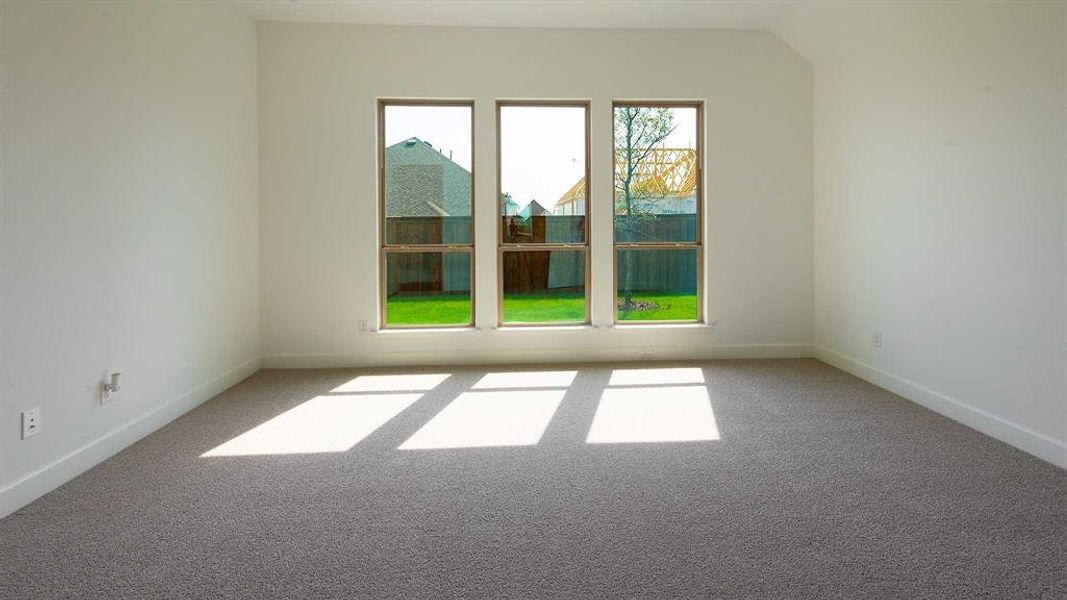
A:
1,359,1064,599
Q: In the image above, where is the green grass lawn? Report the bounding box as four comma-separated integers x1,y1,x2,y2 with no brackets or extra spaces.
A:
387,292,697,325
385,294,472,326
502,293,585,323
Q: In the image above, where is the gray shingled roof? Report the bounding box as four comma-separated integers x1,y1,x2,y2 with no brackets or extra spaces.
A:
384,138,471,217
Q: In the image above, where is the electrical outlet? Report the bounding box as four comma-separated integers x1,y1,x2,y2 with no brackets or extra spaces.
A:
873,332,883,348
21,408,41,439
359,319,368,333
100,372,122,405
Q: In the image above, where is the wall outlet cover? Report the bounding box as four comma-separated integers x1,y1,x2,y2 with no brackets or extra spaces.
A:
22,407,41,439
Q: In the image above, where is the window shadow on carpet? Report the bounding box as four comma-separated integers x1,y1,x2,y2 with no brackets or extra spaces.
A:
198,364,725,458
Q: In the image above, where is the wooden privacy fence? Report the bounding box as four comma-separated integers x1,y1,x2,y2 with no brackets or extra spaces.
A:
386,216,472,245
614,213,697,243
502,250,585,294
502,215,585,244
385,214,696,245
385,251,471,296
384,214,698,296
616,248,698,294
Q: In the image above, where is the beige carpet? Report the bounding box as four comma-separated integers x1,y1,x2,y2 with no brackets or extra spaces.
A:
1,359,1064,599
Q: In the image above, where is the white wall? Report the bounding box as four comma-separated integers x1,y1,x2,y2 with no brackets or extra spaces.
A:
258,24,814,367
0,1,261,516
777,2,1067,465
5,1,1056,522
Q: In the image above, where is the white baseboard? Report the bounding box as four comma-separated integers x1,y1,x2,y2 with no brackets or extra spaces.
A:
261,343,815,369
5,347,1058,519
814,346,1066,469
0,357,262,519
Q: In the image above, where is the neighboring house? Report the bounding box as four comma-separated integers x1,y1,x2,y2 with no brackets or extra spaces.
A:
554,147,697,215
384,137,471,217
384,137,471,295
502,193,519,216
554,179,586,216
517,199,549,219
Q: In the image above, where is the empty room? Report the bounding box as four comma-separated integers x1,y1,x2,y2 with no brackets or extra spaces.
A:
1,1,1064,598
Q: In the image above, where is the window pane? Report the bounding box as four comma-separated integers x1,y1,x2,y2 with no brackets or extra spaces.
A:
616,248,698,321
613,106,698,243
500,106,586,244
384,105,472,245
385,252,471,327
503,250,586,323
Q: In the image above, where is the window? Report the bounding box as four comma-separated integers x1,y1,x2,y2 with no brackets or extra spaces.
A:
379,101,474,328
613,103,703,322
497,102,590,325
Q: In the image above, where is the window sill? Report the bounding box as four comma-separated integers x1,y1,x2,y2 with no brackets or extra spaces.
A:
610,322,711,330
375,326,478,335
372,323,712,334
496,324,595,332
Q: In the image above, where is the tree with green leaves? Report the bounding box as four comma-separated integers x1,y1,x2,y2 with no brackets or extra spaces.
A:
614,106,676,218
614,107,676,311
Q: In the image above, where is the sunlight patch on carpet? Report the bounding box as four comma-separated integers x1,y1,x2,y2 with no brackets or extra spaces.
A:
472,370,578,390
331,373,451,393
608,367,704,386
202,394,421,456
587,386,719,444
400,390,565,450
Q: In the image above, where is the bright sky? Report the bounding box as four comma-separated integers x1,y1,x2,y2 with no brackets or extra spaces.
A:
658,107,698,150
384,105,698,211
500,106,585,210
384,105,473,170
